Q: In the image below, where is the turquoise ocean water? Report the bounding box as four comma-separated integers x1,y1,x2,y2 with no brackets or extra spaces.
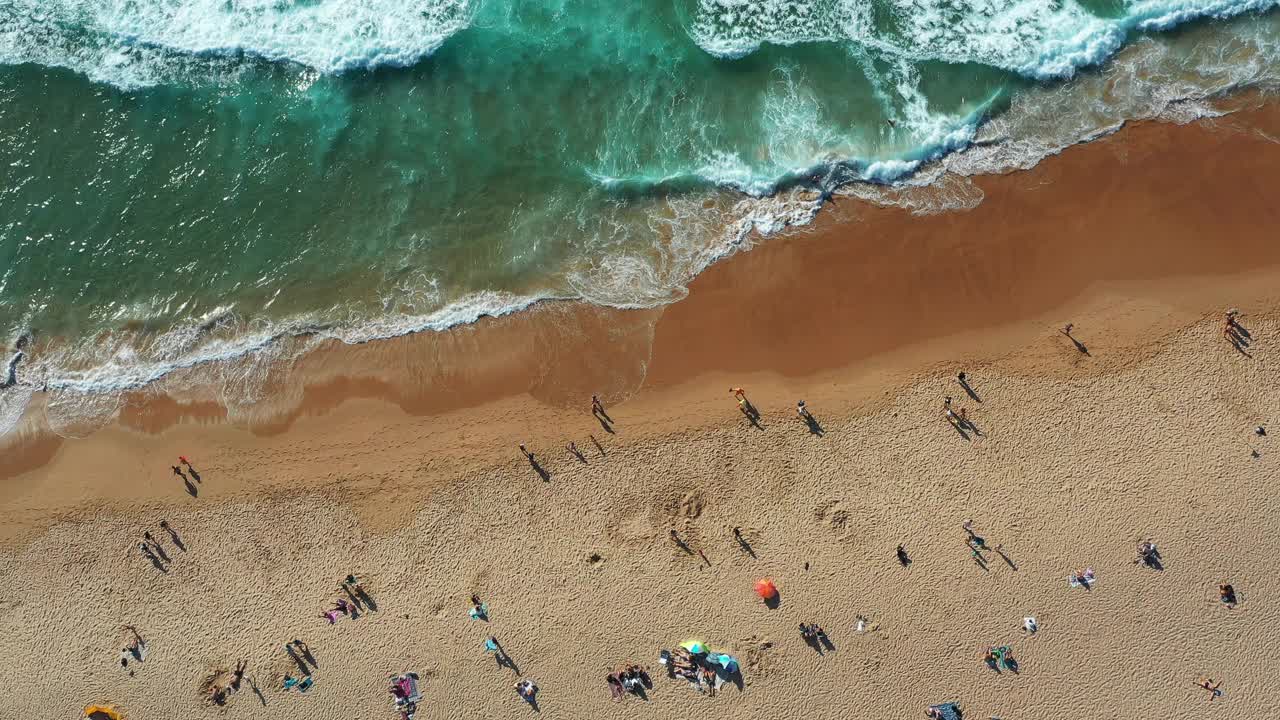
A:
1,0,1279,433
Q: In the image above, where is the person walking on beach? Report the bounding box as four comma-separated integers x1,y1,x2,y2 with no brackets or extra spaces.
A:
138,542,164,571
944,399,959,427
144,531,170,562
120,626,147,669
731,388,753,419
232,659,247,691
160,519,184,550
797,400,810,420
172,465,186,479
591,394,612,422
519,444,534,461
962,520,988,549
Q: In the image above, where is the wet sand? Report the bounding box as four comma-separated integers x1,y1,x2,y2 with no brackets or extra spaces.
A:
1,103,1280,720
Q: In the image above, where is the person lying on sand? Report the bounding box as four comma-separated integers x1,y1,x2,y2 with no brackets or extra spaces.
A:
469,595,489,621
1135,540,1158,565
1196,677,1223,700
515,679,537,700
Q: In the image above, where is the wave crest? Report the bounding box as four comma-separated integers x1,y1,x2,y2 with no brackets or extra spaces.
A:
687,0,1277,80
0,0,474,88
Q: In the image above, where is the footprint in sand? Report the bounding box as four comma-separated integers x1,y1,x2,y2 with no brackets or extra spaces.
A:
677,490,705,519
814,500,850,531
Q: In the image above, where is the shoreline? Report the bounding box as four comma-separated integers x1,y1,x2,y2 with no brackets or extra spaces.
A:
2,103,1280,525
2,291,1277,719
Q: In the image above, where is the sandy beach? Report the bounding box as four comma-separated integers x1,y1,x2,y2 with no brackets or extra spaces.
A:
3,103,1280,720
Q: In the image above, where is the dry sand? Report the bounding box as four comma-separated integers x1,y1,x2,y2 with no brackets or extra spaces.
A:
3,105,1280,720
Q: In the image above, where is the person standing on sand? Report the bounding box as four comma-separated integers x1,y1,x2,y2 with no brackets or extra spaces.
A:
519,444,533,461
232,659,247,691
797,400,810,420
944,402,959,426
1062,323,1074,337
138,542,163,567
172,465,186,478
592,395,607,418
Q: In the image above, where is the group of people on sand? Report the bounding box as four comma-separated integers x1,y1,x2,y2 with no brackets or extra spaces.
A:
799,622,829,650
118,626,147,671
136,519,182,571
605,664,651,700
1223,309,1251,353
732,387,817,425
171,455,200,481
321,574,369,624
207,659,249,706
472,597,545,706
659,646,723,694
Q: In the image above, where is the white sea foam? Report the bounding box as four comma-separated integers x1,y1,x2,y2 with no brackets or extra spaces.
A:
0,0,474,88
589,59,991,198
689,0,1279,80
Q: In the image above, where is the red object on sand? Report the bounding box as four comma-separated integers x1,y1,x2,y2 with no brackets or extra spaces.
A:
754,578,778,600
